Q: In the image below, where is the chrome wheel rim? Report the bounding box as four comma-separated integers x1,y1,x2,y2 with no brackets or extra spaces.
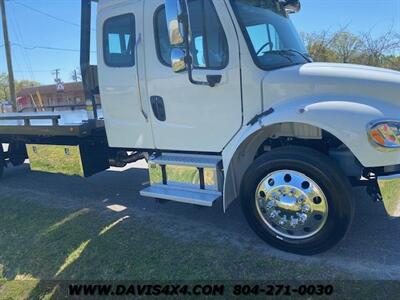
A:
255,170,328,239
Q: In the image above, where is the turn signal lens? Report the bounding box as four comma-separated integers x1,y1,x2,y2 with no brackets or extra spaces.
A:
368,121,400,149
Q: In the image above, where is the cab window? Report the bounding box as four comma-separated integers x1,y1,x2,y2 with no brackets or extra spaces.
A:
155,0,229,69
103,14,135,67
247,24,283,56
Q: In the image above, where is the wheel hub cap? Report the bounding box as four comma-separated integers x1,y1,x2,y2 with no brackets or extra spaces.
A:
256,170,328,239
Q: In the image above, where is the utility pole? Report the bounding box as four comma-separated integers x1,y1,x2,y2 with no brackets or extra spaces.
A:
72,70,77,82
53,69,61,82
72,69,80,82
0,0,16,111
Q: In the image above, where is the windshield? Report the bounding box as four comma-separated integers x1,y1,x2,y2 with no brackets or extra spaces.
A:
230,0,309,70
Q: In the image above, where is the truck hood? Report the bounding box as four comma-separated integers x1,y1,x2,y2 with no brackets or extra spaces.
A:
262,62,400,110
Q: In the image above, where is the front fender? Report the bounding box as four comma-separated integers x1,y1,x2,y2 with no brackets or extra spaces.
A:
222,96,400,211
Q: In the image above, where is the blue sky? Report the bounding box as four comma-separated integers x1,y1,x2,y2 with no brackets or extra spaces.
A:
0,0,399,84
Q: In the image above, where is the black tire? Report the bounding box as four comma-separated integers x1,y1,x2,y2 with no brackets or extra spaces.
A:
0,144,4,179
8,141,27,166
240,146,355,255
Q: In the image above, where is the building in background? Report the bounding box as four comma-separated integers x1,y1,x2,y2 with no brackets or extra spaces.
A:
17,82,88,111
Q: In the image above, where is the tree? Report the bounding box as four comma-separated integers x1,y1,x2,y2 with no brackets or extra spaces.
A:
301,31,337,62
331,31,363,63
0,73,40,101
301,28,400,71
0,73,9,101
382,55,400,71
360,27,400,67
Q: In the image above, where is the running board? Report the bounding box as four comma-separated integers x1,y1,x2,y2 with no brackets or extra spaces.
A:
140,185,221,207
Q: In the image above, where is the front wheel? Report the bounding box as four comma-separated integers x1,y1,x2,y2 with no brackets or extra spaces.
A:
241,146,354,255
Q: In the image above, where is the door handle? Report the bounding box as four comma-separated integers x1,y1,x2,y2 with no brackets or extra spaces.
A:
150,96,166,122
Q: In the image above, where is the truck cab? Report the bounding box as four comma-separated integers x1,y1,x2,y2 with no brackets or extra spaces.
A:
1,0,400,255
97,0,309,152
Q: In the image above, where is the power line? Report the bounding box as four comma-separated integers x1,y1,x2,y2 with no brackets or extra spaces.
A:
9,3,36,81
14,1,80,28
11,42,96,53
13,1,96,32
6,12,27,81
2,41,96,53
14,69,54,73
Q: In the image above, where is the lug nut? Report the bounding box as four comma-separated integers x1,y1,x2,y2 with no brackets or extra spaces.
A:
279,216,288,226
298,213,308,224
266,201,275,209
302,204,311,213
297,196,305,204
270,210,278,218
290,217,299,228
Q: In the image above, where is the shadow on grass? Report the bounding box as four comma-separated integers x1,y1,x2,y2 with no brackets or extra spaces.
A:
0,197,132,298
0,195,370,299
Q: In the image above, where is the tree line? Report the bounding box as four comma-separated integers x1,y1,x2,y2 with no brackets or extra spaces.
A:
0,74,39,102
302,27,400,70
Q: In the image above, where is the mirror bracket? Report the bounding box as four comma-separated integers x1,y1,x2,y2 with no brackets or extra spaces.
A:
166,0,221,87
279,0,301,14
185,56,220,87
206,75,222,88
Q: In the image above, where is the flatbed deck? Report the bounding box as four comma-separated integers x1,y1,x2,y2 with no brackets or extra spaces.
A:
0,109,105,138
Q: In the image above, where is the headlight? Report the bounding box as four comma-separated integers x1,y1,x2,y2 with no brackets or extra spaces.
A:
368,120,400,149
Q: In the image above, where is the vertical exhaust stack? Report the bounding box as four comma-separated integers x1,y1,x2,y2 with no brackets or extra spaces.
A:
80,0,98,120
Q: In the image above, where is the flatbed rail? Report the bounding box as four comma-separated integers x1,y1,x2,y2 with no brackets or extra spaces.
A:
19,104,101,113
0,114,61,126
0,111,105,138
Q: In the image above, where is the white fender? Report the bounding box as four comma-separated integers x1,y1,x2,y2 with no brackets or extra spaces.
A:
222,96,400,211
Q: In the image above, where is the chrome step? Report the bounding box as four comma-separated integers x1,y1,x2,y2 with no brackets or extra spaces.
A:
140,185,221,207
150,153,221,168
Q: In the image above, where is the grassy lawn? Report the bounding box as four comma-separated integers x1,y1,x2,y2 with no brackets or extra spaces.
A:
0,196,394,299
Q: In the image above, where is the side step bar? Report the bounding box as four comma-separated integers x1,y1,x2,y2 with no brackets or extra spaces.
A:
140,185,221,207
140,153,223,207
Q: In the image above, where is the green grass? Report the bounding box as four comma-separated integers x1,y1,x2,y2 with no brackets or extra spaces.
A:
0,196,385,299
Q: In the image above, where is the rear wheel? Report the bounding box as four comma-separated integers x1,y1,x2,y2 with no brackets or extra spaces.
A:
8,142,27,166
241,146,354,255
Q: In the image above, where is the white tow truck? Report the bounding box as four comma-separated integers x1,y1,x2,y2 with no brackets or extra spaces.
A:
1,0,399,255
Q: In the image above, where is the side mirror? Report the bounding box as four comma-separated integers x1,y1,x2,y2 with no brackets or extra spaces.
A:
164,0,217,87
280,0,301,14
171,48,186,72
165,0,185,46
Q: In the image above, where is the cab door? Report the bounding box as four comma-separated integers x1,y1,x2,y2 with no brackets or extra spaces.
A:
97,0,154,149
144,0,243,152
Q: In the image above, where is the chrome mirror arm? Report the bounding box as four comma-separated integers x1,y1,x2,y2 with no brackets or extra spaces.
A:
180,1,217,88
